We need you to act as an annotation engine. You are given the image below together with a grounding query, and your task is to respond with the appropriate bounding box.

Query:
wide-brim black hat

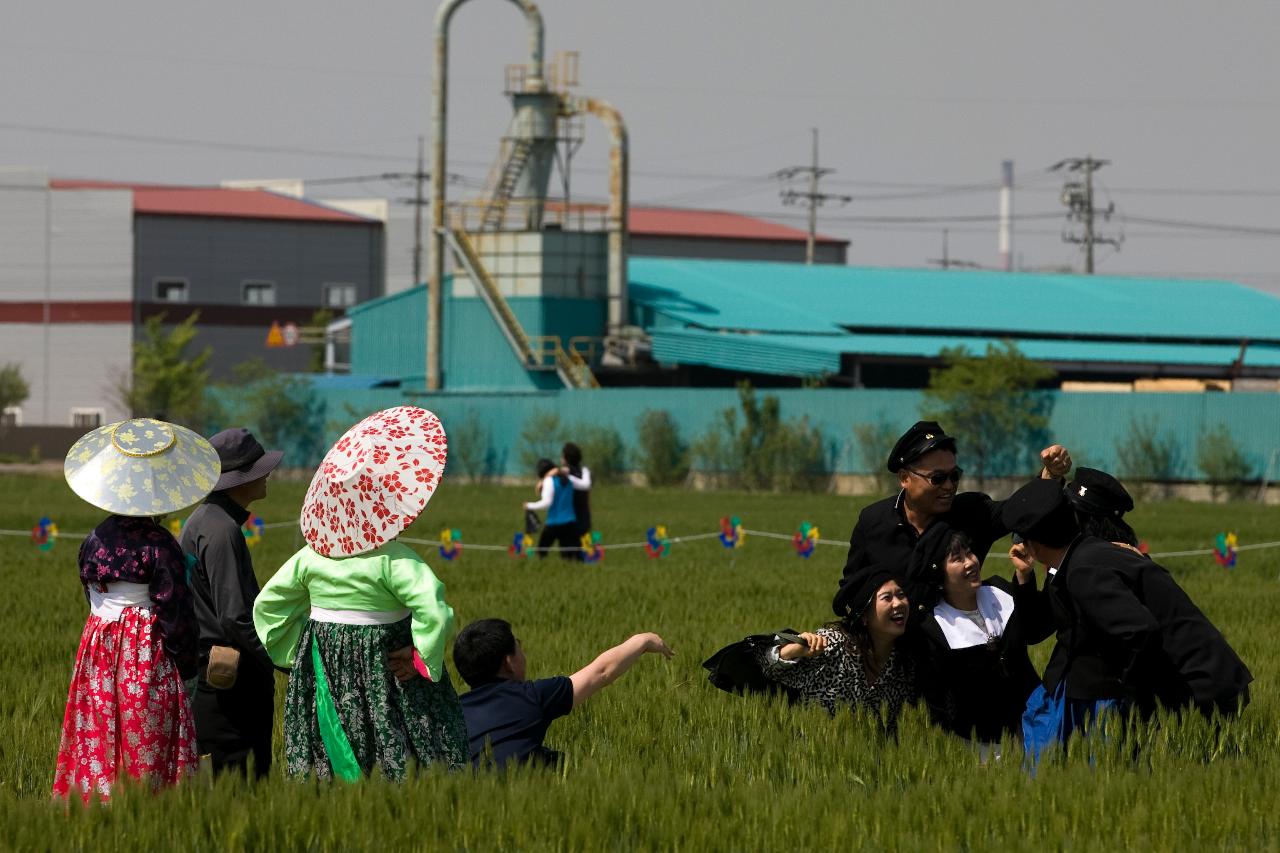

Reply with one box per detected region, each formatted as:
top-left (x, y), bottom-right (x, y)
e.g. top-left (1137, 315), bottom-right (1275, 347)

top-left (832, 564), bottom-right (902, 618)
top-left (1065, 467), bottom-right (1134, 518)
top-left (1000, 478), bottom-right (1078, 548)
top-left (887, 420), bottom-right (958, 473)
top-left (210, 428), bottom-right (284, 491)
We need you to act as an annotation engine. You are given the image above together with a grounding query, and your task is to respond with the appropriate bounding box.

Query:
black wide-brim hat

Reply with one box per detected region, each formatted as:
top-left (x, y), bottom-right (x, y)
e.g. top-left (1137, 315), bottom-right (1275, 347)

top-left (832, 563), bottom-right (902, 619)
top-left (1065, 467), bottom-right (1134, 518)
top-left (887, 420), bottom-right (958, 473)
top-left (210, 428), bottom-right (284, 491)
top-left (1000, 478), bottom-right (1078, 547)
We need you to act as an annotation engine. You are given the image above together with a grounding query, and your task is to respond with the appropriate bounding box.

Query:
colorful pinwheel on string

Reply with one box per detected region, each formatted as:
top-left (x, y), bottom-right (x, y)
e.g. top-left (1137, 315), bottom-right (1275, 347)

top-left (241, 514), bottom-right (265, 548)
top-left (439, 528), bottom-right (462, 561)
top-left (1213, 532), bottom-right (1238, 568)
top-left (645, 525), bottom-right (672, 559)
top-left (719, 516), bottom-right (744, 549)
top-left (31, 516), bottom-right (58, 552)
top-left (509, 532), bottom-right (534, 558)
top-left (793, 521), bottom-right (820, 559)
top-left (581, 530), bottom-right (605, 564)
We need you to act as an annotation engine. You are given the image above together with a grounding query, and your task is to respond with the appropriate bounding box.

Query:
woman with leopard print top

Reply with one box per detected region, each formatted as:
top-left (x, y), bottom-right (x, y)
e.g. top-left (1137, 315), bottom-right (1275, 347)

top-left (758, 565), bottom-right (919, 726)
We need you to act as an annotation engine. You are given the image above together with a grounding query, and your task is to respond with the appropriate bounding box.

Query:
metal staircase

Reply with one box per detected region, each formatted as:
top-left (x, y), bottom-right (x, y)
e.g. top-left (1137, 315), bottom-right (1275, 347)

top-left (442, 228), bottom-right (598, 389)
top-left (480, 140), bottom-right (534, 230)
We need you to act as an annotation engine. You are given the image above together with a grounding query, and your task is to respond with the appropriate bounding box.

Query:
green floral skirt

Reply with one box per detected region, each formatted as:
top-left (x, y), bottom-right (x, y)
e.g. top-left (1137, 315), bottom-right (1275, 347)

top-left (283, 618), bottom-right (468, 781)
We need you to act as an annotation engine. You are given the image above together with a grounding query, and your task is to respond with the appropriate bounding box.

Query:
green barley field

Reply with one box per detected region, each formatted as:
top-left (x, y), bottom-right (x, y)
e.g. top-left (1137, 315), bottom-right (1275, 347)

top-left (0, 472), bottom-right (1276, 851)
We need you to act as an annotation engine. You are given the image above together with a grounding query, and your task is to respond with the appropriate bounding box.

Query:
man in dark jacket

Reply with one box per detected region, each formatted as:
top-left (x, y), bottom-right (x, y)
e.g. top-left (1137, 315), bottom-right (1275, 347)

top-left (1002, 478), bottom-right (1252, 719)
top-left (839, 420), bottom-right (1073, 620)
top-left (180, 428), bottom-right (283, 777)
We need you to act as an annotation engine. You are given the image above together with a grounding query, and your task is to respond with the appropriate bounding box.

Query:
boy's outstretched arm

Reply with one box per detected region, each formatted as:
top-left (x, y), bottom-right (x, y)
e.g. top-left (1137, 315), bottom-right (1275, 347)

top-left (569, 633), bottom-right (674, 708)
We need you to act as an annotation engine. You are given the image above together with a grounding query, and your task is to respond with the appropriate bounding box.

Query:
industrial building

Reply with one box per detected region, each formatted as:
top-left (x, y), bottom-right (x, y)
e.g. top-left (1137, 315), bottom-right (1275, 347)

top-left (333, 0), bottom-right (1278, 398)
top-left (339, 258), bottom-right (1280, 391)
top-left (0, 167), bottom-right (382, 427)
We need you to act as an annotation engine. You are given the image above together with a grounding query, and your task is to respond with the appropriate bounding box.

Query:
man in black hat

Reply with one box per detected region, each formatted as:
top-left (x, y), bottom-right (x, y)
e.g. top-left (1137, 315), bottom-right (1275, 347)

top-left (839, 420), bottom-right (1072, 619)
top-left (180, 428), bottom-right (284, 778)
top-left (1003, 478), bottom-right (1252, 729)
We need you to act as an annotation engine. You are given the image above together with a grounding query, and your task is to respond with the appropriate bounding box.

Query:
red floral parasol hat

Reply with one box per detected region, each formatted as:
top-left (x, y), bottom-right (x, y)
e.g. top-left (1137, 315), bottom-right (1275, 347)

top-left (300, 406), bottom-right (447, 557)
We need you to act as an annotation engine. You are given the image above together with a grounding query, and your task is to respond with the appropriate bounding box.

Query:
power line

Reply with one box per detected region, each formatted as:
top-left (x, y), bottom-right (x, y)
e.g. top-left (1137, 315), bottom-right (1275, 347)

top-left (0, 121), bottom-right (496, 169)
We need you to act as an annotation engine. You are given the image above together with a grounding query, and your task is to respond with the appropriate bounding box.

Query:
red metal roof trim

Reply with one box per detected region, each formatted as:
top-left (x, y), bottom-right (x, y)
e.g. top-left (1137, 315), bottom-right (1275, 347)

top-left (628, 206), bottom-right (847, 245)
top-left (51, 180), bottom-right (372, 224)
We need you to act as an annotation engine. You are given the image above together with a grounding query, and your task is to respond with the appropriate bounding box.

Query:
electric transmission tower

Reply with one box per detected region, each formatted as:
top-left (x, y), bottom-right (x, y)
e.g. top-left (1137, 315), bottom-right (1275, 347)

top-left (1051, 156), bottom-right (1123, 274)
top-left (774, 128), bottom-right (851, 264)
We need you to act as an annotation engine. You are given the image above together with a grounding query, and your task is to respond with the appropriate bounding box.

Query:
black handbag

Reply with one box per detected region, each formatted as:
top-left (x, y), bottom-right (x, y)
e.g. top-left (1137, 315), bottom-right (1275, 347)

top-left (702, 630), bottom-right (803, 704)
top-left (524, 509), bottom-right (542, 535)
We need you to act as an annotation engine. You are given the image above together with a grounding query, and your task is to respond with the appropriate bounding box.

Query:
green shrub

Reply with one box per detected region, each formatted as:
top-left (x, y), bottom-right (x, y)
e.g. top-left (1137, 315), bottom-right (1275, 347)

top-left (448, 409), bottom-right (492, 484)
top-left (1197, 424), bottom-right (1254, 501)
top-left (635, 410), bottom-right (689, 487)
top-left (1114, 416), bottom-right (1181, 499)
top-left (691, 382), bottom-right (830, 492)
top-left (516, 409), bottom-right (564, 474)
top-left (572, 423), bottom-right (627, 485)
top-left (853, 419), bottom-right (900, 494)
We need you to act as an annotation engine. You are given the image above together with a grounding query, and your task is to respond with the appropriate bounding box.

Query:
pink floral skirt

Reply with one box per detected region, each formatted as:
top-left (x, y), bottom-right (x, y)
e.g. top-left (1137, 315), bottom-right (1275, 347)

top-left (52, 607), bottom-right (198, 803)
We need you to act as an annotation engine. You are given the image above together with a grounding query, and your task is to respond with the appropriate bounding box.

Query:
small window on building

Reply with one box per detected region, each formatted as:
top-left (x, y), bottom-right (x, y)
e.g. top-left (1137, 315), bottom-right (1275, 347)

top-left (70, 408), bottom-right (105, 429)
top-left (242, 281), bottom-right (277, 306)
top-left (155, 278), bottom-right (188, 303)
top-left (1, 407), bottom-right (20, 428)
top-left (323, 283), bottom-right (358, 308)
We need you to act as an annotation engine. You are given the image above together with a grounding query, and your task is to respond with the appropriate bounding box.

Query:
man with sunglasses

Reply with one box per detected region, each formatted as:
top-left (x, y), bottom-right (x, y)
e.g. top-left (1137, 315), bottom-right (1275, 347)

top-left (838, 420), bottom-right (1072, 624)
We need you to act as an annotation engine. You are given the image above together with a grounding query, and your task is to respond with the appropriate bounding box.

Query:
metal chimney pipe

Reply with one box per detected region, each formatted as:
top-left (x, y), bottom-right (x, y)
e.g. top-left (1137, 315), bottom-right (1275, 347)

top-left (567, 96), bottom-right (629, 335)
top-left (998, 159), bottom-right (1013, 272)
top-left (428, 0), bottom-right (546, 391)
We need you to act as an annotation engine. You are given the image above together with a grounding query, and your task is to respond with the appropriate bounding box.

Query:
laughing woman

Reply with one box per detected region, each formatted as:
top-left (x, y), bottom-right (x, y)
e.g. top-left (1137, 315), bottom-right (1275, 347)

top-left (757, 565), bottom-right (918, 729)
top-left (913, 524), bottom-right (1053, 751)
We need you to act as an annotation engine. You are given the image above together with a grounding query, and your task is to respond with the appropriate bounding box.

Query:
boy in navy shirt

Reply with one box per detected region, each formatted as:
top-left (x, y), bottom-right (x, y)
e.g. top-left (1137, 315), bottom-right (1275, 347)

top-left (452, 619), bottom-right (674, 768)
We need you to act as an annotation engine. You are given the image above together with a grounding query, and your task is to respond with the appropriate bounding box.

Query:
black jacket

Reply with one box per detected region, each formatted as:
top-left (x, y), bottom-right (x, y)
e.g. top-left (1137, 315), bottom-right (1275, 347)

top-left (916, 575), bottom-right (1054, 742)
top-left (1042, 536), bottom-right (1252, 712)
top-left (179, 492), bottom-right (274, 675)
top-left (840, 490), bottom-right (1009, 620)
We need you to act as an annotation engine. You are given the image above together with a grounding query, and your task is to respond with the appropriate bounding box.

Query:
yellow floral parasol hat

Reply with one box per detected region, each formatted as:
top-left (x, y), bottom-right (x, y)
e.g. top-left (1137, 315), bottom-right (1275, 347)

top-left (64, 418), bottom-right (221, 516)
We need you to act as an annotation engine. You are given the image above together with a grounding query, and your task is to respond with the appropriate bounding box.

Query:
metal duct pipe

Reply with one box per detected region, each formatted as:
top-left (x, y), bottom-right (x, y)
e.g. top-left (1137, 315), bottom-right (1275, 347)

top-left (568, 96), bottom-right (629, 335)
top-left (428, 0), bottom-right (546, 391)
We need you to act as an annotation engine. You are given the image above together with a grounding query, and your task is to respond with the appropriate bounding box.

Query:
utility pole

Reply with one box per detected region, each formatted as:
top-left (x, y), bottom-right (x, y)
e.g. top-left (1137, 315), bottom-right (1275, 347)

top-left (927, 229), bottom-right (982, 270)
top-left (1051, 155), bottom-right (1122, 274)
top-left (412, 135), bottom-right (426, 286)
top-left (775, 128), bottom-right (851, 264)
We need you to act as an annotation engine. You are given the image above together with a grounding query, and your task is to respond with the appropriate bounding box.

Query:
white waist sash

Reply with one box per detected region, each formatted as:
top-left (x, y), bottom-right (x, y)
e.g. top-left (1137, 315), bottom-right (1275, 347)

top-left (310, 606), bottom-right (411, 625)
top-left (89, 581), bottom-right (152, 621)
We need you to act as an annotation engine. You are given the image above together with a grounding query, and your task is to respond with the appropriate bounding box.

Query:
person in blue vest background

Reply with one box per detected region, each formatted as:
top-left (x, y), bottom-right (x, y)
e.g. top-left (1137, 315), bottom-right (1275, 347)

top-left (525, 458), bottom-right (581, 560)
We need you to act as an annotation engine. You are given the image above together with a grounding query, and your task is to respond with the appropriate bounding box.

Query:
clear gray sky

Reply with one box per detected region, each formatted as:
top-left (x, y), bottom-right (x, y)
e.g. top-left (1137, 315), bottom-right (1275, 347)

top-left (5, 0), bottom-right (1279, 291)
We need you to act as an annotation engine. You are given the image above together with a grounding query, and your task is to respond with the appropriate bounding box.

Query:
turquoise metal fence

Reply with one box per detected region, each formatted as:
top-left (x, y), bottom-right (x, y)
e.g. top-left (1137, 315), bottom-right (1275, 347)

top-left (209, 383), bottom-right (1280, 482)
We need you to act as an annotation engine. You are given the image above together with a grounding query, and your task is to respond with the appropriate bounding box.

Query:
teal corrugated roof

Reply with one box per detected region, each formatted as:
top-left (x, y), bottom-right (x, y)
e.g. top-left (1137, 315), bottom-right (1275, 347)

top-left (629, 258), bottom-right (1280, 343)
top-left (649, 328), bottom-right (1280, 378)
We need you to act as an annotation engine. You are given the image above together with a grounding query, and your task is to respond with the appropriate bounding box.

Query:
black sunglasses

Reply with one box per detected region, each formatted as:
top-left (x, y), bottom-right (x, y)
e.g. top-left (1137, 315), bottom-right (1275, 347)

top-left (905, 466), bottom-right (963, 486)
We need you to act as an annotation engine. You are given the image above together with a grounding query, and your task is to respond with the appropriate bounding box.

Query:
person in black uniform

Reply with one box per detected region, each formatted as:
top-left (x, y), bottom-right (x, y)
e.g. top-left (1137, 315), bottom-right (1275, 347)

top-left (912, 523), bottom-right (1053, 754)
top-left (1064, 467), bottom-right (1140, 547)
top-left (180, 428), bottom-right (283, 778)
top-left (1003, 478), bottom-right (1253, 756)
top-left (839, 420), bottom-right (1073, 622)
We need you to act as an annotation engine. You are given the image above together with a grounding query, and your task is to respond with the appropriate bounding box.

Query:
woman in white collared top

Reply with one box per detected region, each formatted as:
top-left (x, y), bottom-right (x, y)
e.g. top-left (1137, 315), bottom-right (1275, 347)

top-left (914, 524), bottom-right (1053, 750)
